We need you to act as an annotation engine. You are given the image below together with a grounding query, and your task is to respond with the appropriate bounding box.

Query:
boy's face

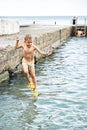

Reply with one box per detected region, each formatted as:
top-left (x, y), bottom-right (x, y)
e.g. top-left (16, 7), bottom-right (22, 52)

top-left (25, 37), bottom-right (32, 46)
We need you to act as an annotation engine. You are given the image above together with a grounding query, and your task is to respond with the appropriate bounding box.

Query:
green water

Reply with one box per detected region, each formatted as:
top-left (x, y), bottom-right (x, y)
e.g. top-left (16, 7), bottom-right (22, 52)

top-left (0, 37), bottom-right (87, 130)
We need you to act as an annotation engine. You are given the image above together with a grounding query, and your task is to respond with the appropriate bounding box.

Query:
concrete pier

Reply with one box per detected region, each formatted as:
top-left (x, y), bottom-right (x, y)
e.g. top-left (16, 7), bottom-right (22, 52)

top-left (0, 19), bottom-right (19, 35)
top-left (0, 25), bottom-right (71, 82)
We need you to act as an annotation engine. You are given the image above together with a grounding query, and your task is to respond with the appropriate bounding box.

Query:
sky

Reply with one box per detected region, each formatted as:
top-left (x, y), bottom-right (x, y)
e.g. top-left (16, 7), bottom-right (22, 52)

top-left (0, 0), bottom-right (87, 16)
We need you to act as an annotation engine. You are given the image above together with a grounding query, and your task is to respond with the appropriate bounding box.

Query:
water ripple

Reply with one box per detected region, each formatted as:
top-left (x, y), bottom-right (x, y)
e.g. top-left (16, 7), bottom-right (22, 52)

top-left (0, 37), bottom-right (87, 130)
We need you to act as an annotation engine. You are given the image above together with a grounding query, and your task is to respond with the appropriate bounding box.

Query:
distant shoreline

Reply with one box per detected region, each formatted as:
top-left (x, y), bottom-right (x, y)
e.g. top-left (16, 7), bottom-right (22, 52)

top-left (0, 16), bottom-right (87, 26)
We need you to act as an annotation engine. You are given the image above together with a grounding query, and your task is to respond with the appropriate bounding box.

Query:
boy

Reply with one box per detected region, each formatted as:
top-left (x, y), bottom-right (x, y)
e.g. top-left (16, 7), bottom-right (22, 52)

top-left (15, 34), bottom-right (52, 99)
top-left (76, 29), bottom-right (86, 38)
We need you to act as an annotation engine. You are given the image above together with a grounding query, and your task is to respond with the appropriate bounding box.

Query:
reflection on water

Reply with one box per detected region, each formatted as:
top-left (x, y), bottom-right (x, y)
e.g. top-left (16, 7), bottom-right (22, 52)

top-left (0, 37), bottom-right (87, 130)
top-left (0, 74), bottom-right (39, 130)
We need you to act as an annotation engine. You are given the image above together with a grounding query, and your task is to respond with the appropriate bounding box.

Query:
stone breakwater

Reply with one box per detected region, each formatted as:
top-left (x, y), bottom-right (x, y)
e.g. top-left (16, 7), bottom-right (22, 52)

top-left (0, 25), bottom-right (71, 82)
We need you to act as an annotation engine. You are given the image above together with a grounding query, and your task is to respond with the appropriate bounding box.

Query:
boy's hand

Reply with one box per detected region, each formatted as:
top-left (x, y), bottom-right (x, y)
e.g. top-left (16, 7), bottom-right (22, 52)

top-left (46, 50), bottom-right (52, 56)
top-left (16, 36), bottom-right (19, 42)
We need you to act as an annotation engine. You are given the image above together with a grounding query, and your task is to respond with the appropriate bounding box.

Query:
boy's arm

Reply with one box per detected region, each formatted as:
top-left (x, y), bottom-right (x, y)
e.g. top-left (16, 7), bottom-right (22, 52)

top-left (35, 45), bottom-right (52, 56)
top-left (15, 37), bottom-right (23, 49)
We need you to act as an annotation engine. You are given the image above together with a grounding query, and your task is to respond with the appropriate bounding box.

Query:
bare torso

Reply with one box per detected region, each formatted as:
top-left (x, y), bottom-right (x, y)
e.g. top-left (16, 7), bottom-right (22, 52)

top-left (23, 43), bottom-right (35, 62)
top-left (77, 30), bottom-right (83, 37)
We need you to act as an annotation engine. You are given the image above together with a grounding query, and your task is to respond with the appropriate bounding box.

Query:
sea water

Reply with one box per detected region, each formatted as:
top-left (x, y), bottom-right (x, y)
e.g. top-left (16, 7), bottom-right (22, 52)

top-left (0, 37), bottom-right (87, 130)
top-left (0, 16), bottom-right (87, 26)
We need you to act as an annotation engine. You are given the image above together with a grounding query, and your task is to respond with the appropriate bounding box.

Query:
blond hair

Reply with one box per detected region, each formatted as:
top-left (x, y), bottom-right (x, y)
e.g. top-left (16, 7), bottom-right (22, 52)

top-left (24, 34), bottom-right (32, 41)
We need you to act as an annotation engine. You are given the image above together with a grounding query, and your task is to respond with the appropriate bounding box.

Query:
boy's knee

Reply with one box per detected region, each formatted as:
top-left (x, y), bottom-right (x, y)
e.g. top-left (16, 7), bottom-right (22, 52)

top-left (31, 74), bottom-right (36, 80)
top-left (24, 70), bottom-right (28, 75)
top-left (32, 74), bottom-right (35, 79)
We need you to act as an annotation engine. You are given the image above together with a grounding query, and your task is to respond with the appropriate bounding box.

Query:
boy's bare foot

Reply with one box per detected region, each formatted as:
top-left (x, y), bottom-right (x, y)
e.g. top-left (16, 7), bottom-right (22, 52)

top-left (28, 82), bottom-right (35, 90)
top-left (33, 88), bottom-right (38, 100)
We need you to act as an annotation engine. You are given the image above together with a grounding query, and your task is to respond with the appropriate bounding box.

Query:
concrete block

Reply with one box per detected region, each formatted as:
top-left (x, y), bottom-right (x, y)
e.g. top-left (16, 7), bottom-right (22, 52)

top-left (0, 19), bottom-right (19, 35)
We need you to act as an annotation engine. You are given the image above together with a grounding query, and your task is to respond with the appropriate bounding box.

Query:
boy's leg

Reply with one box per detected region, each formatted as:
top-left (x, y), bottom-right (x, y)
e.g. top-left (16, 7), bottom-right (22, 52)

top-left (30, 67), bottom-right (38, 99)
top-left (22, 63), bottom-right (31, 83)
top-left (30, 67), bottom-right (37, 90)
top-left (22, 63), bottom-right (35, 90)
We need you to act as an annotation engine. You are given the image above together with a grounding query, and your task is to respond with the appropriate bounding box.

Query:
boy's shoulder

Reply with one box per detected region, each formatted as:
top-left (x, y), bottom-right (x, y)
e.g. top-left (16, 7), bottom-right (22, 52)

top-left (32, 44), bottom-right (39, 51)
top-left (32, 44), bottom-right (37, 48)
